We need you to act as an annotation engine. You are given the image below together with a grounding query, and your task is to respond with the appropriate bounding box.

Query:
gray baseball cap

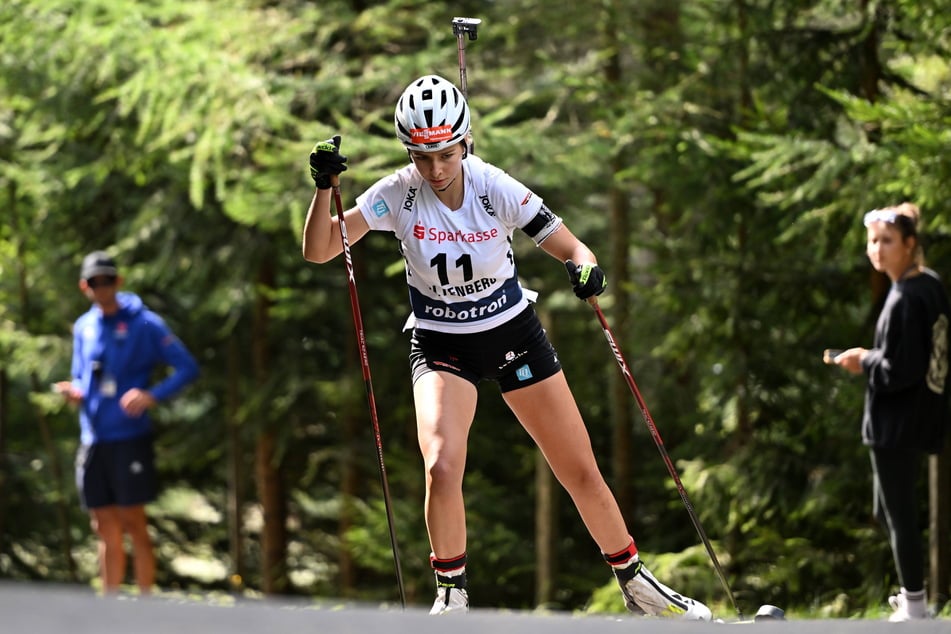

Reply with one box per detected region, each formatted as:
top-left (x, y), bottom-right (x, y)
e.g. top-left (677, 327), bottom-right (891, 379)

top-left (80, 251), bottom-right (119, 280)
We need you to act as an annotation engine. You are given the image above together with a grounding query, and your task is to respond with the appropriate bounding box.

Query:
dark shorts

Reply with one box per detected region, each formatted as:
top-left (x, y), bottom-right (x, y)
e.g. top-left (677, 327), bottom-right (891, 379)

top-left (409, 305), bottom-right (562, 393)
top-left (75, 435), bottom-right (158, 510)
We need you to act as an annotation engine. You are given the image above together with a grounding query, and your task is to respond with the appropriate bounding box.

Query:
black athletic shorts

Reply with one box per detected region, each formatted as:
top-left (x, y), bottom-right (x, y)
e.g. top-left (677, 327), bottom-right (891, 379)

top-left (75, 434), bottom-right (158, 510)
top-left (409, 304), bottom-right (562, 392)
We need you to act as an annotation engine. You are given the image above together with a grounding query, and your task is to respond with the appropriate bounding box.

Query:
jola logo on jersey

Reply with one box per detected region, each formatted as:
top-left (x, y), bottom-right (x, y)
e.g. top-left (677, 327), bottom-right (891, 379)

top-left (479, 194), bottom-right (496, 217)
top-left (403, 187), bottom-right (417, 212)
top-left (410, 126), bottom-right (452, 144)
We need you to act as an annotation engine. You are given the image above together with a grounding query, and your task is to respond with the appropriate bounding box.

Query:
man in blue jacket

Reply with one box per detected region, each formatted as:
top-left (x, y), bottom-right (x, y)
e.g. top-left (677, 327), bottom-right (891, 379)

top-left (54, 251), bottom-right (199, 595)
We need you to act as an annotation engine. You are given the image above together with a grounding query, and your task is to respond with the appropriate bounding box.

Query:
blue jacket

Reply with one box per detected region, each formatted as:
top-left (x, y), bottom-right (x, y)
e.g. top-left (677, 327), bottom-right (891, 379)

top-left (71, 292), bottom-right (199, 445)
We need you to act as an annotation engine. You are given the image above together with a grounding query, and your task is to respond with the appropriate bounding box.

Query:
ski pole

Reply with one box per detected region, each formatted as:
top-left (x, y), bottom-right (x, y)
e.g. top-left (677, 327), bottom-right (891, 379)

top-left (572, 266), bottom-right (741, 618)
top-left (451, 17), bottom-right (480, 154)
top-left (331, 170), bottom-right (406, 609)
top-left (451, 16), bottom-right (480, 99)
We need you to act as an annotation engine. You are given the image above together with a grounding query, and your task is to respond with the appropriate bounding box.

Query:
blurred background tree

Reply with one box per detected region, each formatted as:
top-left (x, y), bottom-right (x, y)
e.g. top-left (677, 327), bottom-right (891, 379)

top-left (1, 0), bottom-right (949, 618)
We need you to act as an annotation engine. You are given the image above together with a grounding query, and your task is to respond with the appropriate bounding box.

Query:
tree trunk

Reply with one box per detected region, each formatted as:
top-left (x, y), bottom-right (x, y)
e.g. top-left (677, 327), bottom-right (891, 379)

top-left (0, 369), bottom-right (8, 555)
top-left (534, 450), bottom-right (557, 607)
top-left (30, 373), bottom-right (78, 581)
top-left (337, 238), bottom-right (367, 598)
top-left (252, 251), bottom-right (287, 594)
top-left (929, 446), bottom-right (950, 611)
top-left (339, 400), bottom-right (358, 596)
top-left (255, 429), bottom-right (286, 594)
top-left (226, 336), bottom-right (246, 592)
top-left (10, 190), bottom-right (78, 581)
top-left (601, 0), bottom-right (635, 525)
top-left (534, 307), bottom-right (558, 606)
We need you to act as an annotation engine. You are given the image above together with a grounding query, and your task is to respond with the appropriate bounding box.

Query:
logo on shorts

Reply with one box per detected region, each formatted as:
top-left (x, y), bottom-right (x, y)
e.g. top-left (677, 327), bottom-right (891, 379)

top-left (516, 365), bottom-right (533, 381)
top-left (499, 349), bottom-right (527, 371)
top-left (129, 461), bottom-right (143, 475)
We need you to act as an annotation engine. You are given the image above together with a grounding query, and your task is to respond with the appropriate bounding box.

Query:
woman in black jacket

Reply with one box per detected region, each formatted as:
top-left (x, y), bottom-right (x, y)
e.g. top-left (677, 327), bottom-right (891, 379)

top-left (833, 203), bottom-right (950, 621)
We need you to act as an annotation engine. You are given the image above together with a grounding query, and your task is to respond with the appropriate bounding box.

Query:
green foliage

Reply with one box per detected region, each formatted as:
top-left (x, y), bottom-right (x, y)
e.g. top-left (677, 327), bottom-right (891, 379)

top-left (2, 0), bottom-right (950, 618)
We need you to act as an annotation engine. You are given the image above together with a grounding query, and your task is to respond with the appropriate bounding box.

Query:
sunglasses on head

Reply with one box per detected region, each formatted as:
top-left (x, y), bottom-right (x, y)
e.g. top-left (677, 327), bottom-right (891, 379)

top-left (863, 209), bottom-right (899, 226)
top-left (86, 276), bottom-right (117, 289)
top-left (863, 208), bottom-right (914, 227)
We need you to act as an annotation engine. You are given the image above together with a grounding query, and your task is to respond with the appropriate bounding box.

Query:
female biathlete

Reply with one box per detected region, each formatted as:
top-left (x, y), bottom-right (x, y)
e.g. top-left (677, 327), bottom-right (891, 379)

top-left (302, 74), bottom-right (711, 620)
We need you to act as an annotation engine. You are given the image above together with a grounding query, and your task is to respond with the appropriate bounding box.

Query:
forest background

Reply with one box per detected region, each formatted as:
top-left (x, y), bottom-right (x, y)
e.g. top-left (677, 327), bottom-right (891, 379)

top-left (2, 0), bottom-right (950, 619)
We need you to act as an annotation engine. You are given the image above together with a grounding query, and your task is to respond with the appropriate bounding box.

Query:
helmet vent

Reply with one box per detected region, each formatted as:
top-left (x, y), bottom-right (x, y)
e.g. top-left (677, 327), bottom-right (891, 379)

top-left (394, 74), bottom-right (471, 151)
top-left (452, 108), bottom-right (466, 131)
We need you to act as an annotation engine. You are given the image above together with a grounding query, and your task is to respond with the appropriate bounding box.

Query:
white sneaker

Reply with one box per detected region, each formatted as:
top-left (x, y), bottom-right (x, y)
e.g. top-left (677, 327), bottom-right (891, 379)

top-left (429, 585), bottom-right (468, 615)
top-left (615, 560), bottom-right (712, 620)
top-left (887, 589), bottom-right (928, 622)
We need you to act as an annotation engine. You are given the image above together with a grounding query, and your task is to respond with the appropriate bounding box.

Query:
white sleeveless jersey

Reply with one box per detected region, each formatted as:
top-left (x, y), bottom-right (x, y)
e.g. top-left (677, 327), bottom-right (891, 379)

top-left (356, 155), bottom-right (563, 334)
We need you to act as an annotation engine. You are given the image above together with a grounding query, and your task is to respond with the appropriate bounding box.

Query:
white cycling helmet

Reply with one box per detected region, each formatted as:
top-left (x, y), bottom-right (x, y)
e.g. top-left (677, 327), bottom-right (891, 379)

top-left (394, 75), bottom-right (471, 152)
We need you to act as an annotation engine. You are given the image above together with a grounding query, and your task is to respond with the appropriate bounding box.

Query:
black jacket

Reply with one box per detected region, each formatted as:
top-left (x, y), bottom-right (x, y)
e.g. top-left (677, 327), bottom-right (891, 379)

top-left (861, 268), bottom-right (951, 452)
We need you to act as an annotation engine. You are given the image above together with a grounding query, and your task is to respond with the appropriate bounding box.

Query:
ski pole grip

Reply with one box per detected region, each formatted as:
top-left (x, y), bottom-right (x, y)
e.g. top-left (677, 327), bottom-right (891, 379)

top-left (330, 174), bottom-right (340, 188)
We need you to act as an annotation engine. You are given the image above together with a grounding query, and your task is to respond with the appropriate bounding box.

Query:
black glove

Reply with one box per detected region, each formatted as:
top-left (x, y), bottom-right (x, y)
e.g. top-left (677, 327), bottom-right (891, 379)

top-left (565, 260), bottom-right (607, 300)
top-left (309, 135), bottom-right (347, 189)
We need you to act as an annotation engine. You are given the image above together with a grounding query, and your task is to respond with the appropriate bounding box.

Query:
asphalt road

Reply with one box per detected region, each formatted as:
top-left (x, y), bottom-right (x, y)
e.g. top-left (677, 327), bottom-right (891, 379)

top-left (1, 582), bottom-right (948, 634)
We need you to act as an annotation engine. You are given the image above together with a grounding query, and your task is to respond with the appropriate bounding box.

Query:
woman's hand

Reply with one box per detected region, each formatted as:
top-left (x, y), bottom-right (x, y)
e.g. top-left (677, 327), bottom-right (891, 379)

top-left (834, 347), bottom-right (867, 375)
